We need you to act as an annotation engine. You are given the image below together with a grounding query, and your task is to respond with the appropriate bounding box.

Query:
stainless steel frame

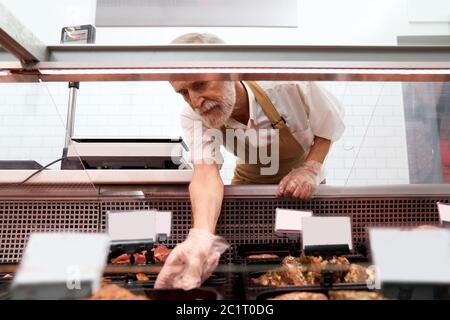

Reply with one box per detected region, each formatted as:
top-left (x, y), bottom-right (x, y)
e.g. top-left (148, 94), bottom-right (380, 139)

top-left (98, 184), bottom-right (450, 199)
top-left (0, 3), bottom-right (48, 63)
top-left (36, 66), bottom-right (450, 82)
top-left (42, 44), bottom-right (450, 64)
top-left (2, 184), bottom-right (449, 200)
top-left (64, 82), bottom-right (79, 148)
top-left (20, 45), bottom-right (450, 82)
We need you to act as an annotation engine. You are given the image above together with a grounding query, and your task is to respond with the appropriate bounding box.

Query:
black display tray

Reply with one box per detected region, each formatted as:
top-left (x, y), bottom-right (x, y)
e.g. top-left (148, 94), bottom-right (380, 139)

top-left (234, 243), bottom-right (368, 265)
top-left (103, 271), bottom-right (228, 288)
top-left (235, 243), bottom-right (299, 261)
top-left (0, 267), bottom-right (226, 300)
top-left (128, 286), bottom-right (222, 300)
top-left (0, 279), bottom-right (222, 300)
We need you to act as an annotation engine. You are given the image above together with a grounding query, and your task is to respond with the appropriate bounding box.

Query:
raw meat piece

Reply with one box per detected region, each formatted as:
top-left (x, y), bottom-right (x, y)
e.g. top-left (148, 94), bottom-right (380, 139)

top-left (247, 254), bottom-right (279, 259)
top-left (89, 284), bottom-right (149, 300)
top-left (328, 290), bottom-right (385, 300)
top-left (267, 292), bottom-right (328, 300)
top-left (136, 273), bottom-right (150, 281)
top-left (152, 245), bottom-right (172, 263)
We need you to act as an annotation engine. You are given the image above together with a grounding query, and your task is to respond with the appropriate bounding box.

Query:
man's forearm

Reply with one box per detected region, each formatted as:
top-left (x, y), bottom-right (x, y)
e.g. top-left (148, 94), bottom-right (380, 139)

top-left (305, 136), bottom-right (331, 164)
top-left (189, 163), bottom-right (224, 233)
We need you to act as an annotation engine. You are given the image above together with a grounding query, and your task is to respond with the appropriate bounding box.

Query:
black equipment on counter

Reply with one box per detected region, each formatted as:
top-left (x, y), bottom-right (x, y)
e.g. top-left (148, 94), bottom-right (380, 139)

top-left (61, 137), bottom-right (191, 170)
top-left (0, 160), bottom-right (43, 170)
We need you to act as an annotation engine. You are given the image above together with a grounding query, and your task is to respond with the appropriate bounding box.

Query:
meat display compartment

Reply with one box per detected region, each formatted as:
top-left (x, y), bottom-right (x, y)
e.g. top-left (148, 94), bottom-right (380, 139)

top-left (235, 242), bottom-right (372, 299)
top-left (102, 268), bottom-right (239, 299)
top-left (102, 272), bottom-right (228, 288)
top-left (253, 286), bottom-right (383, 300)
top-left (0, 265), bottom-right (233, 300)
top-left (243, 269), bottom-right (371, 300)
top-left (108, 244), bottom-right (173, 265)
top-left (233, 243), bottom-right (368, 265)
top-left (233, 243), bottom-right (299, 264)
top-left (0, 276), bottom-right (223, 300)
top-left (0, 285), bottom-right (222, 300)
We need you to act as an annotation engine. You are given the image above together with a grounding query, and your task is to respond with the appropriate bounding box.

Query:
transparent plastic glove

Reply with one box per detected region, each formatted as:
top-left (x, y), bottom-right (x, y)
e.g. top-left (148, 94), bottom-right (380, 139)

top-left (276, 160), bottom-right (322, 199)
top-left (154, 228), bottom-right (229, 291)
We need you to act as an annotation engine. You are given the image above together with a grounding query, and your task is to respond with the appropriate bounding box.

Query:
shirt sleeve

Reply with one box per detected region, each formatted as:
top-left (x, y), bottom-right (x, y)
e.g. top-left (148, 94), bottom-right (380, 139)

top-left (180, 107), bottom-right (224, 168)
top-left (297, 82), bottom-right (345, 142)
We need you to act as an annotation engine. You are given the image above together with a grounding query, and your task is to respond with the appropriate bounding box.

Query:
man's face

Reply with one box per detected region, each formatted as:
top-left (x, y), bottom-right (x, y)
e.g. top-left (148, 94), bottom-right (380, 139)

top-left (171, 81), bottom-right (236, 128)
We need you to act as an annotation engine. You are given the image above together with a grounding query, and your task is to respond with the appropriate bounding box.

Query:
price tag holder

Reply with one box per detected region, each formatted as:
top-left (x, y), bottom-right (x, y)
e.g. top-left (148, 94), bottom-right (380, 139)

top-left (437, 202), bottom-right (450, 226)
top-left (302, 216), bottom-right (353, 256)
top-left (11, 233), bottom-right (110, 300)
top-left (107, 210), bottom-right (172, 243)
top-left (369, 228), bottom-right (450, 284)
top-left (274, 208), bottom-right (312, 239)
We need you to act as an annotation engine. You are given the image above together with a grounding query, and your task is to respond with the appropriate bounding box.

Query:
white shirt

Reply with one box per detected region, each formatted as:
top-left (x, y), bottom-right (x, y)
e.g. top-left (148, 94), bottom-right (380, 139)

top-left (180, 81), bottom-right (345, 167)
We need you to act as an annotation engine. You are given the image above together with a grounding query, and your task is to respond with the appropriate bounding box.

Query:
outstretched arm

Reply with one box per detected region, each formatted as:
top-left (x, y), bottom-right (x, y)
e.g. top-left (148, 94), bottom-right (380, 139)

top-left (189, 162), bottom-right (224, 232)
top-left (155, 161), bottom-right (229, 290)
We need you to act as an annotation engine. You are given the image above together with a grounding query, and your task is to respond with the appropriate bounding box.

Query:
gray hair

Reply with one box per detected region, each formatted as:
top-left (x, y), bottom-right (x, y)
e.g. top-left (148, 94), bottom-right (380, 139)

top-left (170, 33), bottom-right (225, 44)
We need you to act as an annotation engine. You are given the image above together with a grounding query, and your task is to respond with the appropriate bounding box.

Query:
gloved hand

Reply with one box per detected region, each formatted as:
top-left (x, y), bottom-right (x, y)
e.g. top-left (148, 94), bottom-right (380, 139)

top-left (154, 228), bottom-right (229, 290)
top-left (276, 160), bottom-right (322, 199)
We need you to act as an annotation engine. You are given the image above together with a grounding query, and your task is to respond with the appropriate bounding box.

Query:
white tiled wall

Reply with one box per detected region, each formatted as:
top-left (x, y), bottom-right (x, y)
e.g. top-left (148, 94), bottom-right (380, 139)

top-left (0, 81), bottom-right (409, 185)
top-left (322, 82), bottom-right (409, 185)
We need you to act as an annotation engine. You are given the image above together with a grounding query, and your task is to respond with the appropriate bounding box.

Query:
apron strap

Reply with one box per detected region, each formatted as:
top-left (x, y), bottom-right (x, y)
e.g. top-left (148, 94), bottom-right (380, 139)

top-left (245, 81), bottom-right (287, 130)
top-left (225, 81), bottom-right (308, 185)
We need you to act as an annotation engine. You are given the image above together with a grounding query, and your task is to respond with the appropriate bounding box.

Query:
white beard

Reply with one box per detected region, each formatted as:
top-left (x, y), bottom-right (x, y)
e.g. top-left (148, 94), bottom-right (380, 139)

top-left (196, 82), bottom-right (236, 128)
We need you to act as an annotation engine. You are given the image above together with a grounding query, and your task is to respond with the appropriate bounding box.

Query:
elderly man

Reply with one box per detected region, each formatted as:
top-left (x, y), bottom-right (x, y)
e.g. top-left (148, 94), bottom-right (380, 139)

top-left (155, 33), bottom-right (345, 290)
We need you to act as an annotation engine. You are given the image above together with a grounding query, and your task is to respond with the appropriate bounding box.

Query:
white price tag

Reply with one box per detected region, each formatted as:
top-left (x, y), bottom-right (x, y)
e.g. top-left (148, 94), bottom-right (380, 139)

top-left (302, 216), bottom-right (353, 250)
top-left (370, 228), bottom-right (450, 283)
top-left (437, 202), bottom-right (450, 223)
top-left (13, 233), bottom-right (110, 287)
top-left (274, 208), bottom-right (312, 234)
top-left (107, 210), bottom-right (172, 241)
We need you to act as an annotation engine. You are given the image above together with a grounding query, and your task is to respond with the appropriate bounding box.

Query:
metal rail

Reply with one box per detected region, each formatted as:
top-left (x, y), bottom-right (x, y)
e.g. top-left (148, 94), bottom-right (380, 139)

top-left (1, 45), bottom-right (450, 82)
top-left (1, 184), bottom-right (450, 200)
top-left (24, 45), bottom-right (450, 82)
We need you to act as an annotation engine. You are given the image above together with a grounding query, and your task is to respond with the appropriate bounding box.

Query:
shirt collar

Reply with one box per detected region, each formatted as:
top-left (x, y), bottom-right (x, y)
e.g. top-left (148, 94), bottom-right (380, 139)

top-left (225, 81), bottom-right (257, 129)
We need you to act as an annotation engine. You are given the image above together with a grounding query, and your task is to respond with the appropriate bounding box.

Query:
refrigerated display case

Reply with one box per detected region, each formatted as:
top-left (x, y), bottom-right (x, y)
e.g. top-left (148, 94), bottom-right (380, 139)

top-left (1, 2), bottom-right (450, 300)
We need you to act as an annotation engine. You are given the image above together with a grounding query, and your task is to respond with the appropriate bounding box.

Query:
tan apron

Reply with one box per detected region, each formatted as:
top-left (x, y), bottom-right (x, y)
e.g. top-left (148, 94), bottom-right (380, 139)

top-left (221, 81), bottom-right (307, 184)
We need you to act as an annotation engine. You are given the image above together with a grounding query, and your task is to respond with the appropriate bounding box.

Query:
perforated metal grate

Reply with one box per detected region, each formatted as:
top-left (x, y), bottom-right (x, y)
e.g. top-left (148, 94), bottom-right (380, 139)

top-left (100, 197), bottom-right (449, 261)
top-left (218, 197), bottom-right (447, 260)
top-left (1, 196), bottom-right (448, 263)
top-left (0, 201), bottom-right (99, 263)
